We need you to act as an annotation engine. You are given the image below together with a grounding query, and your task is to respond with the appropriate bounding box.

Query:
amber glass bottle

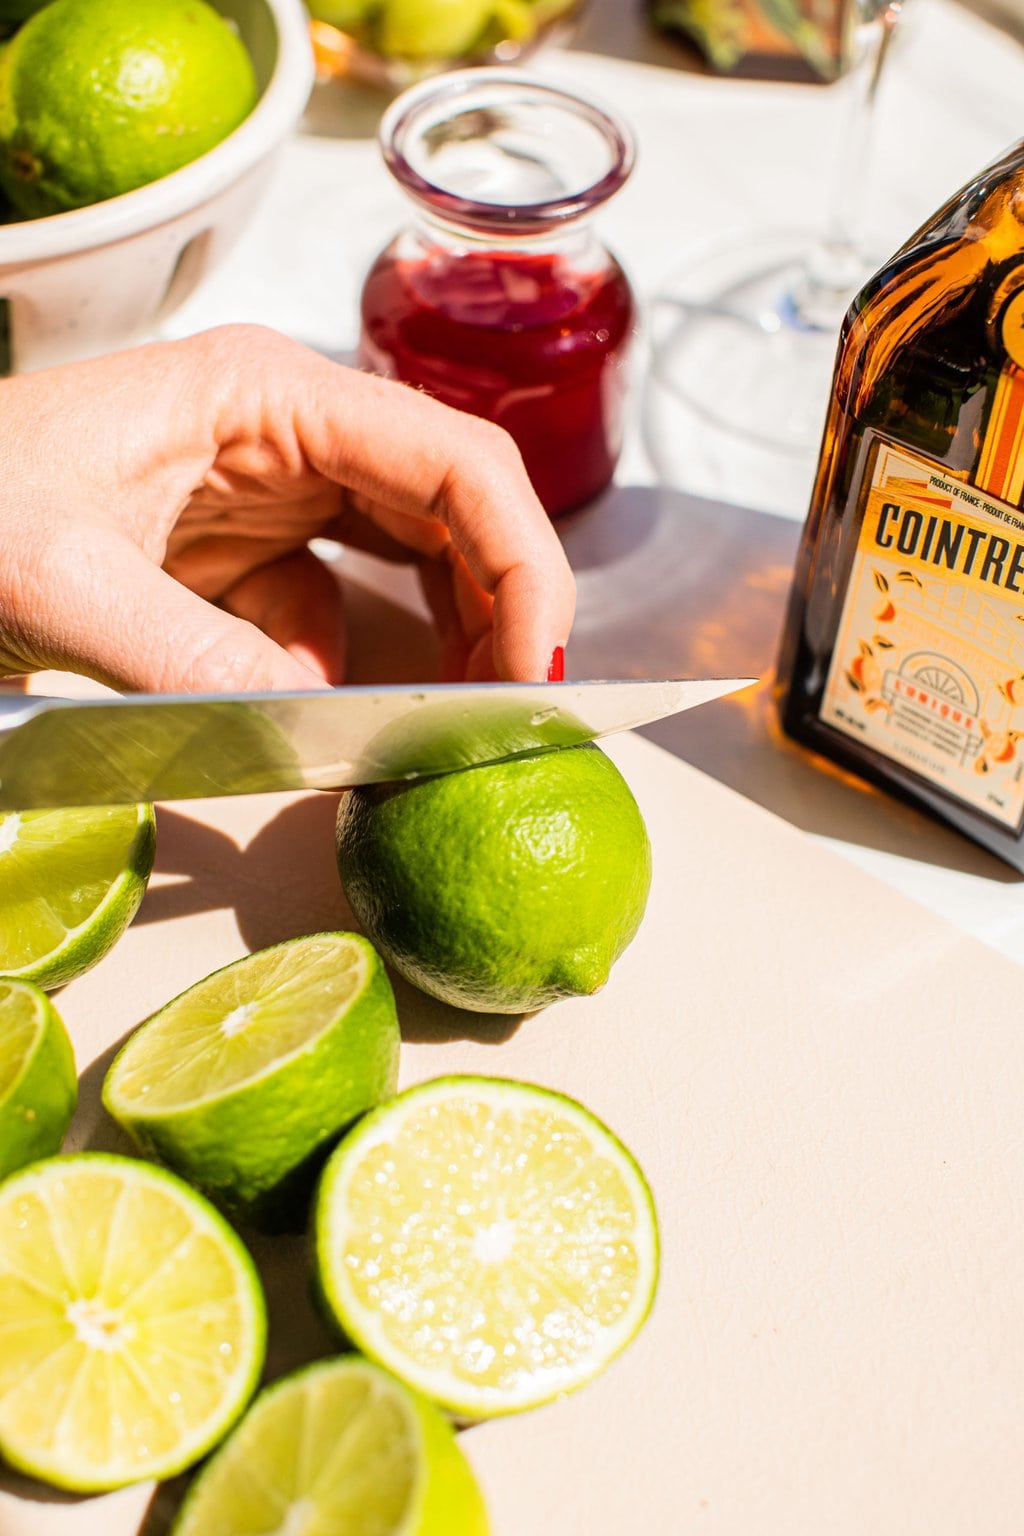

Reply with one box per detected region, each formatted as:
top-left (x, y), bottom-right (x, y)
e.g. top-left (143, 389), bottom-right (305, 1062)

top-left (776, 139), bottom-right (1024, 867)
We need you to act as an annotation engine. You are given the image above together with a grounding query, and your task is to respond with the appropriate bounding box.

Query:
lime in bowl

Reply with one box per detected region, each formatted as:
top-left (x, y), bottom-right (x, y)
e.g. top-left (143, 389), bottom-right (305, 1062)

top-left (0, 0), bottom-right (313, 374)
top-left (307, 0), bottom-right (588, 90)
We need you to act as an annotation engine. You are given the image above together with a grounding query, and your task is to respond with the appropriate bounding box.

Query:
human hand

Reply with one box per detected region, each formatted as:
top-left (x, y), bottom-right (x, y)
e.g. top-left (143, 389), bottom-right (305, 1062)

top-left (0, 325), bottom-right (575, 692)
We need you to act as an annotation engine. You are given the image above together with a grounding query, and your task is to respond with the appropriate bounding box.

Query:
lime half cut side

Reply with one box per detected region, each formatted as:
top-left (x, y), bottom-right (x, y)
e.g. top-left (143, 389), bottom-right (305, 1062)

top-left (0, 978), bottom-right (77, 1178)
top-left (0, 1153), bottom-right (266, 1492)
top-left (0, 803), bottom-right (155, 991)
top-left (103, 933), bottom-right (400, 1229)
top-left (314, 1075), bottom-right (660, 1419)
top-left (172, 1356), bottom-right (489, 1536)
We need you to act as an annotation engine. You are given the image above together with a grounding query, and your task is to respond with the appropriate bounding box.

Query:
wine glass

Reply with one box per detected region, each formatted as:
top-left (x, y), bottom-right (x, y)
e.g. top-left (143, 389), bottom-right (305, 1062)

top-left (643, 0), bottom-right (909, 517)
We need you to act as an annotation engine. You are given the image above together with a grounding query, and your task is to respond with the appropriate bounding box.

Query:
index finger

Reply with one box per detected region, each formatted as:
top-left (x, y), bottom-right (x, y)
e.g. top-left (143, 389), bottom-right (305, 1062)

top-left (276, 341), bottom-right (576, 681)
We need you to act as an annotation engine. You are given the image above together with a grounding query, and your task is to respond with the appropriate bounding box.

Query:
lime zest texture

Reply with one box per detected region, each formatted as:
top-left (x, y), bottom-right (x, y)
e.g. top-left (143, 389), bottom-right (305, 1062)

top-left (0, 0), bottom-right (258, 217)
top-left (335, 743), bottom-right (652, 1014)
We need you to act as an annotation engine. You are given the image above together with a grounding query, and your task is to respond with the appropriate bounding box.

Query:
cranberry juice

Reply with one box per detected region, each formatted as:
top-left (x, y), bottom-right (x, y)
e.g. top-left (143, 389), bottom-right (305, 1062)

top-left (358, 244), bottom-right (635, 518)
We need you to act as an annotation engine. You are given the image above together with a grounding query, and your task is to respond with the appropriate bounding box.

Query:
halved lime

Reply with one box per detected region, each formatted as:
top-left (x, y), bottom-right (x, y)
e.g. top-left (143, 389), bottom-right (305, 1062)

top-left (103, 933), bottom-right (401, 1230)
top-left (0, 978), bottom-right (77, 1178)
top-left (314, 1075), bottom-right (660, 1419)
top-left (0, 803), bottom-right (156, 991)
top-left (172, 1356), bottom-right (489, 1536)
top-left (0, 1153), bottom-right (266, 1491)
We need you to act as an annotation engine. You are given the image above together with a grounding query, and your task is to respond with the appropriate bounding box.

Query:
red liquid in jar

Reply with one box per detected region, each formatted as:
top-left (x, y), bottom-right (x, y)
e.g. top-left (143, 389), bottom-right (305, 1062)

top-left (358, 246), bottom-right (635, 518)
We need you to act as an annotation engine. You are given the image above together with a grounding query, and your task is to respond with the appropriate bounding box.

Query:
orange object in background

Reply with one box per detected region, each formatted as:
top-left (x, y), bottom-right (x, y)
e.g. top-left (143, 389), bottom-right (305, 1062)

top-left (645, 0), bottom-right (850, 81)
top-left (309, 15), bottom-right (357, 75)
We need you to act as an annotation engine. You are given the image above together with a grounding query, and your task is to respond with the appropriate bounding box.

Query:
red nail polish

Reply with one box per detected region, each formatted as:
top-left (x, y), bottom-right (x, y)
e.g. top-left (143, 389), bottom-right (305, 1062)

top-left (547, 646), bottom-right (565, 682)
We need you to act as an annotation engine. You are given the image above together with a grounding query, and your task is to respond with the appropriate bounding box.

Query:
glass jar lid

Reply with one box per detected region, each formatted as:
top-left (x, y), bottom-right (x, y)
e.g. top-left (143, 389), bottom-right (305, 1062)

top-left (377, 68), bottom-right (635, 237)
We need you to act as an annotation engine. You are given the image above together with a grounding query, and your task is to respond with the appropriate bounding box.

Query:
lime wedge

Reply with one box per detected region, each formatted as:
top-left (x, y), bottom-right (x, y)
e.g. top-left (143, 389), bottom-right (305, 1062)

top-left (0, 978), bottom-right (77, 1178)
top-left (314, 1076), bottom-right (659, 1419)
top-left (103, 933), bottom-right (401, 1230)
top-left (0, 803), bottom-right (155, 990)
top-left (0, 1153), bottom-right (266, 1492)
top-left (171, 1356), bottom-right (489, 1536)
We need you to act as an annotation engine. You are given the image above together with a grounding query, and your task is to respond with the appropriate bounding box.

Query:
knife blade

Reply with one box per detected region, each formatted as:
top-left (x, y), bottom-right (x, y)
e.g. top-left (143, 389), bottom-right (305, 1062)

top-left (0, 677), bottom-right (753, 810)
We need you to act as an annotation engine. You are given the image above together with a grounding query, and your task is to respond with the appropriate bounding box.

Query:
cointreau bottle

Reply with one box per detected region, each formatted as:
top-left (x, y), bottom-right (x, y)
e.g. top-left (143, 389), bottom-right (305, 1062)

top-left (776, 139), bottom-right (1024, 868)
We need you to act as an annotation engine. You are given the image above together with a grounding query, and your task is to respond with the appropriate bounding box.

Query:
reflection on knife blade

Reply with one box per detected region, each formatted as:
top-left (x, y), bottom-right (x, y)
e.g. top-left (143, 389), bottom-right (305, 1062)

top-left (0, 678), bottom-right (754, 810)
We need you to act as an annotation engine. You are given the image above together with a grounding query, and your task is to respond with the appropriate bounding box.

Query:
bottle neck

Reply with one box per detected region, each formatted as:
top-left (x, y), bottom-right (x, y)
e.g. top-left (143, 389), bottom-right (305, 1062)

top-left (407, 207), bottom-right (603, 266)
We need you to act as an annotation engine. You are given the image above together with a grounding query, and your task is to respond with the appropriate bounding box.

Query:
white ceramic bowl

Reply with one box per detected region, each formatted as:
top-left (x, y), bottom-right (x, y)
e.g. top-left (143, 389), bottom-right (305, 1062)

top-left (0, 0), bottom-right (314, 373)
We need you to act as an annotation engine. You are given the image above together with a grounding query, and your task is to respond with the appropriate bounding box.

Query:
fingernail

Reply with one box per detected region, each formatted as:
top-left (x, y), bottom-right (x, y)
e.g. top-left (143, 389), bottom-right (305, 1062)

top-left (547, 646), bottom-right (565, 682)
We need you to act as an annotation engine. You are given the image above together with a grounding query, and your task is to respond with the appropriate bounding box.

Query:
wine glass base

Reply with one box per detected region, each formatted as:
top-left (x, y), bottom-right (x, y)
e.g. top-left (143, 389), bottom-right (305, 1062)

top-left (642, 233), bottom-right (853, 518)
top-left (649, 233), bottom-right (848, 451)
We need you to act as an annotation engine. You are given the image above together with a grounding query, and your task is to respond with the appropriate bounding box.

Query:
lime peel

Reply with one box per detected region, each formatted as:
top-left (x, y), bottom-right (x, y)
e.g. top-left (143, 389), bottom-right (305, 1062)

top-left (0, 979), bottom-right (77, 1178)
top-left (0, 802), bottom-right (155, 991)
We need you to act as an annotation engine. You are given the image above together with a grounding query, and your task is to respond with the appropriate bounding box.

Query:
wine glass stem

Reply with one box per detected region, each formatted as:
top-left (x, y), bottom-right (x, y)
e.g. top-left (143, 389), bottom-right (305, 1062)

top-left (795, 0), bottom-right (906, 328)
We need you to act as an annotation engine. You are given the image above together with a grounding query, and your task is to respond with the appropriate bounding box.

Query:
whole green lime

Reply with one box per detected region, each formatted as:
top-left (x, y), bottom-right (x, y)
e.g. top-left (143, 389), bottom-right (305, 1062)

top-left (0, 0), bottom-right (258, 218)
top-left (335, 743), bottom-right (652, 1014)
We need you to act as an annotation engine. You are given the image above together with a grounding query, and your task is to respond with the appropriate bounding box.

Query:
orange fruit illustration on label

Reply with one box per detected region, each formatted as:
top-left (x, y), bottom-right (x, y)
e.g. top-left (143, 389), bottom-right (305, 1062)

top-left (848, 653), bottom-right (881, 692)
top-left (997, 674), bottom-right (1024, 706)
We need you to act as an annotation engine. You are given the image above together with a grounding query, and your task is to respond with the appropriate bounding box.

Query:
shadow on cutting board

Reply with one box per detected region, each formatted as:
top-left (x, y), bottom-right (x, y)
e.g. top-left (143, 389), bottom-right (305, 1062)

top-left (560, 480), bottom-right (1021, 885)
top-left (90, 795), bottom-right (527, 1062)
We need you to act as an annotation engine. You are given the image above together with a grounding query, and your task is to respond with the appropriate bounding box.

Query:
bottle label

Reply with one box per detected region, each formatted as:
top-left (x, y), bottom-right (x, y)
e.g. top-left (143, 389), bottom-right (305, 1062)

top-left (820, 435), bottom-right (1024, 830)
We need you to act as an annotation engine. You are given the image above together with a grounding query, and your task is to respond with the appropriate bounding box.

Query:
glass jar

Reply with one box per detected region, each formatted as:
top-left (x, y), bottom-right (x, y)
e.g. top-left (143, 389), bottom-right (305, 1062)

top-left (358, 69), bottom-right (637, 518)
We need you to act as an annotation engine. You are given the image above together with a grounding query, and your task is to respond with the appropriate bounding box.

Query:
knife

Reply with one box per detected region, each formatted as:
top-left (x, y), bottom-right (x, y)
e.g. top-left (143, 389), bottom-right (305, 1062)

top-left (0, 677), bottom-right (753, 810)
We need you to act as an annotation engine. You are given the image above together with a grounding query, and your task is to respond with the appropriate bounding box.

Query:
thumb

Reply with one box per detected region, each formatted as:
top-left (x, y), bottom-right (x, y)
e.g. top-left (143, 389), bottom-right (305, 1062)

top-left (41, 538), bottom-right (327, 694)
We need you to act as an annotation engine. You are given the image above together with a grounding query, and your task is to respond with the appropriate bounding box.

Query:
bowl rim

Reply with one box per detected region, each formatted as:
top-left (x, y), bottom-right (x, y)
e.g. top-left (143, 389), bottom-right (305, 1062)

top-left (0, 0), bottom-right (314, 264)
